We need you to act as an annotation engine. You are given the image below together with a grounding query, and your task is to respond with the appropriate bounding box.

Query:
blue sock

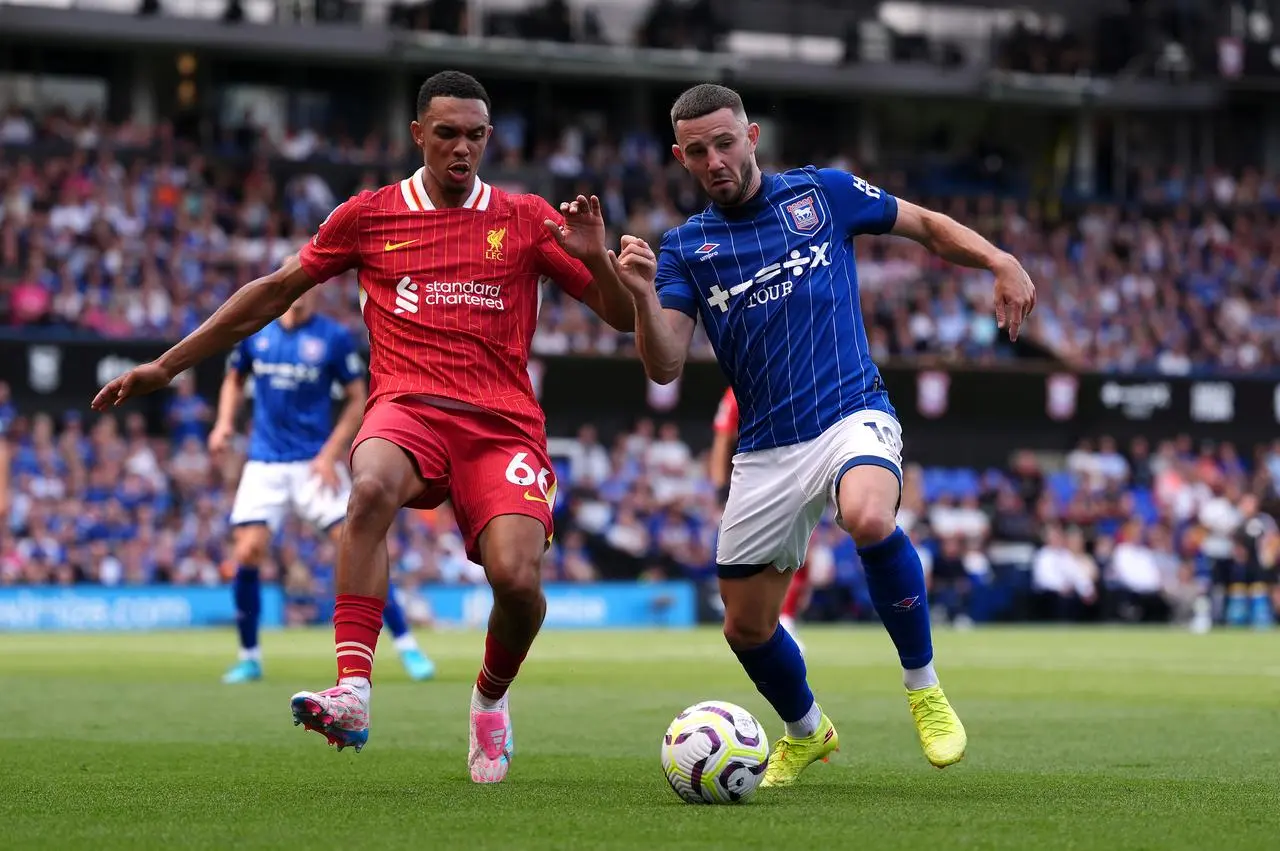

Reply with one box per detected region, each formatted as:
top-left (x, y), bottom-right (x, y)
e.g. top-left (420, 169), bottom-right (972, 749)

top-left (1250, 589), bottom-right (1274, 628)
top-left (383, 588), bottom-right (410, 639)
top-left (858, 527), bottom-right (934, 671)
top-left (1226, 589), bottom-right (1249, 626)
top-left (732, 625), bottom-right (815, 724)
top-left (232, 566), bottom-right (261, 652)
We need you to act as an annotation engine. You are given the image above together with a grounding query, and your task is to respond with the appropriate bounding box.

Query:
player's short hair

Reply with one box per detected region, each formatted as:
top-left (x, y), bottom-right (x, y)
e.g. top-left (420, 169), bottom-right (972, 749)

top-left (416, 71), bottom-right (491, 116)
top-left (670, 84), bottom-right (745, 133)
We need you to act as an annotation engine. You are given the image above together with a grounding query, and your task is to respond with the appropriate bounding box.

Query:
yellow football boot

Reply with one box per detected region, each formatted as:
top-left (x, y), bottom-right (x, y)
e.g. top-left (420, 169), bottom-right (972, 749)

top-left (759, 710), bottom-right (839, 788)
top-left (907, 684), bottom-right (967, 768)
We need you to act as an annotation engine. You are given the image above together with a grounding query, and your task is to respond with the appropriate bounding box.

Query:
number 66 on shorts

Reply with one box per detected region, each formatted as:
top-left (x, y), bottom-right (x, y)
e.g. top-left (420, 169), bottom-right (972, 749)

top-left (504, 451), bottom-right (556, 507)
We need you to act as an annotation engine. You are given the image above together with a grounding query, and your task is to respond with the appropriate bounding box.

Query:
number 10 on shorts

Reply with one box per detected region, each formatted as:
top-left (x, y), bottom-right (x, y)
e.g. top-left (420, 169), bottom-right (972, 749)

top-left (864, 420), bottom-right (902, 456)
top-left (505, 451), bottom-right (556, 507)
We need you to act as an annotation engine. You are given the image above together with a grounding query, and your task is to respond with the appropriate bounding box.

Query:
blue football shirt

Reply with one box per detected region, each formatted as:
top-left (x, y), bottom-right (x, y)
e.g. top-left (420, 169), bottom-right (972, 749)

top-left (655, 166), bottom-right (898, 453)
top-left (227, 314), bottom-right (363, 463)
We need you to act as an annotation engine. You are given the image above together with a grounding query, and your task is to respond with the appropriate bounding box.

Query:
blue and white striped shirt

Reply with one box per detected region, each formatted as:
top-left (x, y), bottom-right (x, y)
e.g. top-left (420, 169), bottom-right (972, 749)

top-left (227, 314), bottom-right (363, 463)
top-left (656, 166), bottom-right (898, 452)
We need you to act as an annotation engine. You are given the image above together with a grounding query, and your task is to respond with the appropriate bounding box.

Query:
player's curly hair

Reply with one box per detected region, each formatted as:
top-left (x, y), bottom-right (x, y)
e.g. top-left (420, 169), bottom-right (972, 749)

top-left (670, 84), bottom-right (745, 132)
top-left (416, 71), bottom-right (491, 116)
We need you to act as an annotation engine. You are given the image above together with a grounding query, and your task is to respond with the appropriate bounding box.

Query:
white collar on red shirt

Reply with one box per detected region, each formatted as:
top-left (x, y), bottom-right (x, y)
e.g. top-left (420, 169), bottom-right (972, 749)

top-left (400, 167), bottom-right (491, 212)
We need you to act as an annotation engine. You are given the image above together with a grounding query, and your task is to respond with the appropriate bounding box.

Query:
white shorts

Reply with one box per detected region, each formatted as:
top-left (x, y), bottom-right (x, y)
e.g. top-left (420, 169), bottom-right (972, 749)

top-left (228, 460), bottom-right (350, 534)
top-left (716, 410), bottom-right (904, 573)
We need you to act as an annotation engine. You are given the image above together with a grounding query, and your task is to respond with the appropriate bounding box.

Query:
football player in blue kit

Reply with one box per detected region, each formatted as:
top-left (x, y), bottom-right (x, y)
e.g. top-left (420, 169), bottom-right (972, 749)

top-left (608, 83), bottom-right (1036, 786)
top-left (211, 289), bottom-right (435, 684)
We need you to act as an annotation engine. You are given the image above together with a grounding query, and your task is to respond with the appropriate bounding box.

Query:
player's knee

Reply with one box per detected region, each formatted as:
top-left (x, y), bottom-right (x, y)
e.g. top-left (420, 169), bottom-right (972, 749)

top-left (837, 465), bottom-right (903, 547)
top-left (346, 475), bottom-right (401, 532)
top-left (841, 503), bottom-right (897, 548)
top-left (722, 612), bottom-right (778, 651)
top-left (231, 526), bottom-right (269, 565)
top-left (487, 550), bottom-right (544, 612)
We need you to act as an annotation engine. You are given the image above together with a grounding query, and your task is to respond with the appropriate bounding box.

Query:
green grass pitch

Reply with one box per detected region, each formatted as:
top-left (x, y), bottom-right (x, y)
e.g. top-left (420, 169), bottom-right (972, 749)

top-left (3, 625), bottom-right (1278, 850)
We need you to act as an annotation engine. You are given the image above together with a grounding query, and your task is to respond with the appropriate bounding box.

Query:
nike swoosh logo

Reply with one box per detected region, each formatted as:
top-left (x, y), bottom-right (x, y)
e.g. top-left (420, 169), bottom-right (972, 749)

top-left (523, 491), bottom-right (548, 505)
top-left (341, 667), bottom-right (370, 676)
top-left (384, 239), bottom-right (418, 252)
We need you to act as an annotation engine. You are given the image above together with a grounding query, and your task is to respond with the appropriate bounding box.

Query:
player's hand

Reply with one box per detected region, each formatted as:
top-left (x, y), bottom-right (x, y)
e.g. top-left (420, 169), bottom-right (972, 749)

top-left (91, 361), bottom-right (173, 411)
top-left (607, 235), bottom-right (657, 298)
top-left (991, 254), bottom-right (1036, 341)
top-left (208, 422), bottom-right (234, 455)
top-left (309, 454), bottom-right (342, 495)
top-left (544, 194), bottom-right (606, 260)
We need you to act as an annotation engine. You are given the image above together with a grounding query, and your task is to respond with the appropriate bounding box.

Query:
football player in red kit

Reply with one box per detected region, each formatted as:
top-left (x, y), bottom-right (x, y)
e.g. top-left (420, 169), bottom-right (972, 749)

top-left (710, 387), bottom-right (811, 653)
top-left (92, 71), bottom-right (637, 783)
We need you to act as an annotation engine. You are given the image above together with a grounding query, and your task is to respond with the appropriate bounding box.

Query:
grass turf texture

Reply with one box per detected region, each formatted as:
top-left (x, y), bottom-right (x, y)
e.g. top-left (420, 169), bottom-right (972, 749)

top-left (3, 626), bottom-right (1278, 850)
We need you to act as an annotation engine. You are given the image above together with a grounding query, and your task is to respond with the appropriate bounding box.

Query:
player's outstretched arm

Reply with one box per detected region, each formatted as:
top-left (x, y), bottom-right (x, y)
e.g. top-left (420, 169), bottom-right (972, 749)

top-left (92, 255), bottom-right (317, 411)
top-left (891, 198), bottom-right (1037, 341)
top-left (208, 370), bottom-right (246, 455)
top-left (543, 194), bottom-right (636, 332)
top-left (611, 237), bottom-right (695, 384)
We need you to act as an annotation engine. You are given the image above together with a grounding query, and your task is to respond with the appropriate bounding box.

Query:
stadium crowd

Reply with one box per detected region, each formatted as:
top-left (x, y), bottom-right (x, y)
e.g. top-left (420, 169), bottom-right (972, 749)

top-left (5, 107), bottom-right (1280, 373)
top-left (1, 370), bottom-right (1276, 627)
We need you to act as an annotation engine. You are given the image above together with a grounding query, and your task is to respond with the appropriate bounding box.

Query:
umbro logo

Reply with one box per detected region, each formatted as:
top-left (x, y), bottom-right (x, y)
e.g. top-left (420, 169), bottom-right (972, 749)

top-left (695, 242), bottom-right (719, 262)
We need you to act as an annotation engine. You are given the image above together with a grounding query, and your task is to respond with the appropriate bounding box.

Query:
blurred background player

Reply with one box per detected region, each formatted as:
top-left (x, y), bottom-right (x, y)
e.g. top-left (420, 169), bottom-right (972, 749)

top-left (93, 70), bottom-right (635, 782)
top-left (616, 82), bottom-right (1035, 787)
top-left (1229, 494), bottom-right (1277, 629)
top-left (710, 387), bottom-right (810, 653)
top-left (209, 288), bottom-right (435, 684)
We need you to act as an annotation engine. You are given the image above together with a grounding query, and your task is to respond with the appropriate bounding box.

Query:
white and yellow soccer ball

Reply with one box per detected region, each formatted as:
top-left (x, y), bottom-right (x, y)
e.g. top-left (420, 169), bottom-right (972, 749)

top-left (660, 701), bottom-right (770, 804)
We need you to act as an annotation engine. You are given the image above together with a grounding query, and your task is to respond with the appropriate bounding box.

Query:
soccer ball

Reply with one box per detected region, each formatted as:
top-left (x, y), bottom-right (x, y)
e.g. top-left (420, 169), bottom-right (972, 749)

top-left (660, 701), bottom-right (770, 804)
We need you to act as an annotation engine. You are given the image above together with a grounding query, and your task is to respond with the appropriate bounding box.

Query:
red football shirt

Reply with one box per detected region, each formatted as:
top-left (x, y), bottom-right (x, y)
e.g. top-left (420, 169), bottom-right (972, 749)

top-left (298, 168), bottom-right (593, 435)
top-left (713, 387), bottom-right (739, 436)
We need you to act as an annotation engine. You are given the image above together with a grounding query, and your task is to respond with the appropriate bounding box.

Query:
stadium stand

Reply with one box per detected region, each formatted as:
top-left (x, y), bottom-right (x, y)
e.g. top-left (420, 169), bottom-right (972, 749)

top-left (5, 108), bottom-right (1280, 372)
top-left (5, 369), bottom-right (1279, 627)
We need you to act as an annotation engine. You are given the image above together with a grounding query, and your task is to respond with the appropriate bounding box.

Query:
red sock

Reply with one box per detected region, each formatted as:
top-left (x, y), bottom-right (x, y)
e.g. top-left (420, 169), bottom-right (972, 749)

top-left (781, 563), bottom-right (809, 619)
top-left (475, 632), bottom-right (526, 702)
top-left (334, 594), bottom-right (385, 684)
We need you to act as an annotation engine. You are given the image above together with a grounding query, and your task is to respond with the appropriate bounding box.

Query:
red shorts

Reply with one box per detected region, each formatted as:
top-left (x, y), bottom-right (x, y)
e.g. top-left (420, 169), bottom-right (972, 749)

top-left (351, 396), bottom-right (556, 563)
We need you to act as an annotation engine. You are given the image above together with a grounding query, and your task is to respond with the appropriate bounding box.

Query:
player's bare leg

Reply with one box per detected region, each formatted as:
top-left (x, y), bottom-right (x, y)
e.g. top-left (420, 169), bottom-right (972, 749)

top-left (223, 523), bottom-right (271, 683)
top-left (720, 565), bottom-right (837, 787)
top-left (838, 464), bottom-right (966, 767)
top-left (468, 513), bottom-right (548, 783)
top-left (291, 438), bottom-right (427, 752)
top-left (779, 562), bottom-right (810, 654)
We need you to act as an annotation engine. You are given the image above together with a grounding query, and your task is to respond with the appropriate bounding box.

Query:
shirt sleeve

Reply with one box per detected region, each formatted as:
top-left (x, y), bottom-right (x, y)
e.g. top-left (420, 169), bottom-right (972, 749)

top-left (713, 389), bottom-right (738, 435)
top-left (298, 194), bottom-right (366, 284)
top-left (330, 326), bottom-right (364, 385)
top-left (226, 338), bottom-right (252, 376)
top-left (530, 196), bottom-right (593, 300)
top-left (816, 168), bottom-right (899, 237)
top-left (655, 229), bottom-right (697, 318)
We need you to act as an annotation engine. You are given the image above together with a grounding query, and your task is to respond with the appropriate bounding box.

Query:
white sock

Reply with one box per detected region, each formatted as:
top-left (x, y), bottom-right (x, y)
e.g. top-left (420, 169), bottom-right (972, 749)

top-left (903, 661), bottom-right (939, 691)
top-left (239, 647), bottom-right (261, 663)
top-left (471, 685), bottom-right (506, 712)
top-left (784, 701), bottom-right (822, 738)
top-left (339, 677), bottom-right (371, 704)
top-left (394, 634), bottom-right (420, 653)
